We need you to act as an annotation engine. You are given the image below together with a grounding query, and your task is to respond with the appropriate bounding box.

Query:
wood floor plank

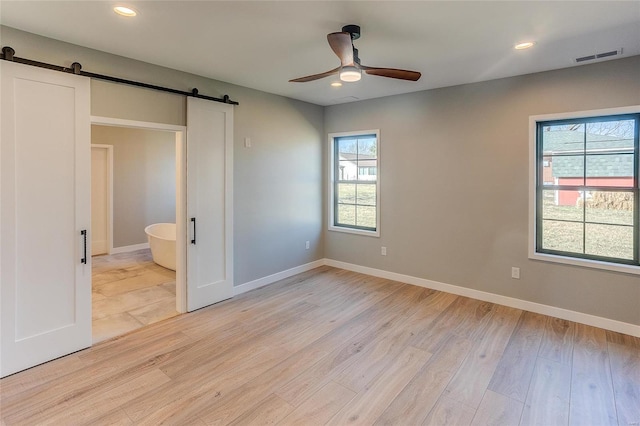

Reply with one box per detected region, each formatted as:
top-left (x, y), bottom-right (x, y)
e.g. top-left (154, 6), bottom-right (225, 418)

top-left (569, 323), bottom-right (618, 426)
top-left (83, 409), bottom-right (134, 426)
top-left (32, 368), bottom-right (171, 425)
top-left (197, 293), bottom-right (392, 425)
top-left (471, 390), bottom-right (523, 426)
top-left (278, 380), bottom-right (356, 426)
top-left (158, 302), bottom-right (314, 379)
top-left (275, 285), bottom-right (430, 406)
top-left (227, 394), bottom-right (295, 426)
top-left (444, 305), bottom-right (522, 409)
top-left (607, 341), bottom-right (640, 426)
top-left (327, 346), bottom-right (431, 425)
top-left (423, 396), bottom-right (476, 426)
top-left (410, 296), bottom-right (494, 353)
top-left (520, 357), bottom-right (571, 426)
top-left (0, 354), bottom-right (87, 400)
top-left (332, 289), bottom-right (453, 393)
top-left (125, 345), bottom-right (292, 424)
top-left (1, 266), bottom-right (637, 426)
top-left (374, 334), bottom-right (475, 425)
top-left (1, 332), bottom-right (194, 423)
top-left (487, 311), bottom-right (545, 402)
top-left (606, 330), bottom-right (640, 350)
top-left (538, 316), bottom-right (575, 365)
top-left (123, 320), bottom-right (298, 421)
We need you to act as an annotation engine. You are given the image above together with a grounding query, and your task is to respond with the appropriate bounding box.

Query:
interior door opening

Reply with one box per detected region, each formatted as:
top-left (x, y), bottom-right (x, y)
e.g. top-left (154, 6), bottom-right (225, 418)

top-left (90, 117), bottom-right (187, 344)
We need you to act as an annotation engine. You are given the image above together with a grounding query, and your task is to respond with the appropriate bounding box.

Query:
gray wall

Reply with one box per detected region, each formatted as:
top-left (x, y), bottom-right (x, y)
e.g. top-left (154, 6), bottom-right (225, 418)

top-left (92, 125), bottom-right (176, 248)
top-left (2, 26), bottom-right (324, 286)
top-left (325, 56), bottom-right (640, 326)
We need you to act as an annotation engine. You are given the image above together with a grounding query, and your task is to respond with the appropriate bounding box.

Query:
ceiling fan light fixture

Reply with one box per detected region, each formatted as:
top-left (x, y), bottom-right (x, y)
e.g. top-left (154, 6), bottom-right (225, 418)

top-left (340, 66), bottom-right (361, 82)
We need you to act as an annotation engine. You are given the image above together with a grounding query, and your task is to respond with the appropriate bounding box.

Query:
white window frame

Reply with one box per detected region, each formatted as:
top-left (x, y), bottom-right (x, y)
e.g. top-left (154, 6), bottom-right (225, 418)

top-left (328, 130), bottom-right (381, 237)
top-left (529, 105), bottom-right (640, 275)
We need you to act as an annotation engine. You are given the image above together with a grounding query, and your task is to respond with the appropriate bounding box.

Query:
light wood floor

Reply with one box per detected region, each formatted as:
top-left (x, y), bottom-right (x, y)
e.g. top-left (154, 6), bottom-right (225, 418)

top-left (92, 249), bottom-right (178, 343)
top-left (1, 266), bottom-right (638, 425)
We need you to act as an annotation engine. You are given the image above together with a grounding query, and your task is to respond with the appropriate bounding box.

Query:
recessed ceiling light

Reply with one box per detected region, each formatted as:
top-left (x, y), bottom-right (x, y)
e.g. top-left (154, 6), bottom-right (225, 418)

top-left (114, 6), bottom-right (137, 17)
top-left (515, 41), bottom-right (535, 50)
top-left (331, 81), bottom-right (342, 87)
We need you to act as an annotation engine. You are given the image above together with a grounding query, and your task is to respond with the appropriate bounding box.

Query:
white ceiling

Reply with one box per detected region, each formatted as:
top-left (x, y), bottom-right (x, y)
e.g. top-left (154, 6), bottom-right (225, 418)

top-left (1, 1), bottom-right (638, 106)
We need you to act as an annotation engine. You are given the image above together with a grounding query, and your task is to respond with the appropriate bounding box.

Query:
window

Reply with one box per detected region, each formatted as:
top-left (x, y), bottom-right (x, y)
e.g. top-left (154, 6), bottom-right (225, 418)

top-left (329, 130), bottom-right (380, 236)
top-left (531, 108), bottom-right (639, 273)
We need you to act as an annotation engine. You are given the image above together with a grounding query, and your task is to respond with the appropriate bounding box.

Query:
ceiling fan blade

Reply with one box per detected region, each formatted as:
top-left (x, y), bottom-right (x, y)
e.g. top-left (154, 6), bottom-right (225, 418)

top-left (361, 66), bottom-right (422, 81)
top-left (327, 32), bottom-right (354, 66)
top-left (289, 67), bottom-right (340, 83)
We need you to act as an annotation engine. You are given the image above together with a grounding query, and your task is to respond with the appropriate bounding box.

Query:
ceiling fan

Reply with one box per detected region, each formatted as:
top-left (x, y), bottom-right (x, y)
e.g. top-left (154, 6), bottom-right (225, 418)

top-left (289, 25), bottom-right (421, 84)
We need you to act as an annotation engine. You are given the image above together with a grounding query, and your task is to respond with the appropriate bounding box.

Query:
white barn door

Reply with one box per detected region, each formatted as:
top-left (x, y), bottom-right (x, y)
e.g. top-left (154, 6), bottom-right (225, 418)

top-left (1, 61), bottom-right (91, 377)
top-left (186, 98), bottom-right (234, 311)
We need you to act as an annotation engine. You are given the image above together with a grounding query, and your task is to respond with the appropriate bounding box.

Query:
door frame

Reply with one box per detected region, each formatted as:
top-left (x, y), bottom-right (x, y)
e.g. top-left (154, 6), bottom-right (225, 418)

top-left (90, 144), bottom-right (113, 255)
top-left (90, 116), bottom-right (187, 313)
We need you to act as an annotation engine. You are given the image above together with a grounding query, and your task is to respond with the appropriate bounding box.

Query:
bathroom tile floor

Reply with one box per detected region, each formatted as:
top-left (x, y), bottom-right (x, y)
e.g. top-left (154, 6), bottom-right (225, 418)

top-left (92, 249), bottom-right (178, 343)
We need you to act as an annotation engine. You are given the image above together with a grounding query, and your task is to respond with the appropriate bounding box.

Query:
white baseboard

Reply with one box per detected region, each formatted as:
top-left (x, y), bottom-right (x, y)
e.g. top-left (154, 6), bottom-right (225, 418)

top-left (110, 242), bottom-right (150, 254)
top-left (233, 259), bottom-right (326, 296)
top-left (324, 259), bottom-right (640, 338)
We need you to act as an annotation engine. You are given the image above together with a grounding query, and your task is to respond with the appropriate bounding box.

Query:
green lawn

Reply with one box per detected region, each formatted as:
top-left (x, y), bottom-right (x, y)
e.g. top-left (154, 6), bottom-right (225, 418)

top-left (336, 183), bottom-right (376, 229)
top-left (541, 194), bottom-right (634, 260)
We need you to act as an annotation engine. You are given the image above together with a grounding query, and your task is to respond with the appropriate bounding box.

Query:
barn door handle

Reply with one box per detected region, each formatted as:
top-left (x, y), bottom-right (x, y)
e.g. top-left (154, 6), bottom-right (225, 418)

top-left (80, 229), bottom-right (87, 264)
top-left (191, 218), bottom-right (196, 245)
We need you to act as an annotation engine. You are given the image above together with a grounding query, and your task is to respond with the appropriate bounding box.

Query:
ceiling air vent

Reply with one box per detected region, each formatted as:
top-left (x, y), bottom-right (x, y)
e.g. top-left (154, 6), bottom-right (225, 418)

top-left (574, 48), bottom-right (623, 63)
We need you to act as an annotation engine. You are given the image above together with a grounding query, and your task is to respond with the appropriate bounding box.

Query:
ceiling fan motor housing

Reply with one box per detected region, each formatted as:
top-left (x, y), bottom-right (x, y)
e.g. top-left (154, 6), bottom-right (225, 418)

top-left (289, 23), bottom-right (421, 82)
top-left (342, 24), bottom-right (361, 40)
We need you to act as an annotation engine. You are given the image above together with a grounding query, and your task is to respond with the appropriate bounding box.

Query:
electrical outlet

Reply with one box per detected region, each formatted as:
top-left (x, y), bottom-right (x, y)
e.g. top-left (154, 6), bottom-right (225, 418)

top-left (244, 137), bottom-right (251, 148)
top-left (305, 241), bottom-right (310, 250)
top-left (511, 267), bottom-right (520, 279)
top-left (381, 246), bottom-right (387, 256)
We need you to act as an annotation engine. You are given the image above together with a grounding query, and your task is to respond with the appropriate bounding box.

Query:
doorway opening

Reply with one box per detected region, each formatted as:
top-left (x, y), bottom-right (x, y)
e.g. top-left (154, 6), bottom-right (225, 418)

top-left (90, 116), bottom-right (187, 343)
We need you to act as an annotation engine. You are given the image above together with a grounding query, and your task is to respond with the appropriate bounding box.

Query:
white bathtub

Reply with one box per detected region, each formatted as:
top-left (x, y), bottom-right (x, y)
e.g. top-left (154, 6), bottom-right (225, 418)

top-left (144, 223), bottom-right (176, 271)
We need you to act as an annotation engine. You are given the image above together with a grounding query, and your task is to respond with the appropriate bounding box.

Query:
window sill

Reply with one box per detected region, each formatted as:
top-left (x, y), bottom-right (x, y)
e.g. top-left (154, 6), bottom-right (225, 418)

top-left (328, 225), bottom-right (380, 238)
top-left (529, 252), bottom-right (640, 276)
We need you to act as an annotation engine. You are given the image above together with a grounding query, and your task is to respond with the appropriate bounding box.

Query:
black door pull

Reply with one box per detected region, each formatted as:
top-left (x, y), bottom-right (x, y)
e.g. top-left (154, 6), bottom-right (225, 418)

top-left (191, 218), bottom-right (196, 245)
top-left (80, 229), bottom-right (87, 264)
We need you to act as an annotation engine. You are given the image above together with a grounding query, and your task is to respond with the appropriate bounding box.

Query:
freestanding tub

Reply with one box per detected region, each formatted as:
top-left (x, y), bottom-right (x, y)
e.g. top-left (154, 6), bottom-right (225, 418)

top-left (144, 223), bottom-right (176, 271)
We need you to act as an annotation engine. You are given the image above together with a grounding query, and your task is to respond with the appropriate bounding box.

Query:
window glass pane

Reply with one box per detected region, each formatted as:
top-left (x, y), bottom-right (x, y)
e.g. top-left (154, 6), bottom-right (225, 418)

top-left (338, 160), bottom-right (356, 181)
top-left (337, 183), bottom-right (356, 204)
top-left (585, 154), bottom-right (634, 187)
top-left (585, 119), bottom-right (635, 151)
top-left (338, 137), bottom-right (357, 155)
top-left (357, 137), bottom-right (377, 157)
top-left (542, 156), bottom-right (554, 185)
top-left (541, 220), bottom-right (583, 253)
top-left (585, 223), bottom-right (634, 260)
top-left (542, 190), bottom-right (583, 221)
top-left (356, 206), bottom-right (376, 229)
top-left (542, 124), bottom-right (584, 155)
top-left (356, 184), bottom-right (376, 206)
top-left (337, 204), bottom-right (355, 226)
top-left (537, 114), bottom-right (638, 267)
top-left (585, 191), bottom-right (634, 226)
top-left (549, 155), bottom-right (584, 186)
top-left (357, 162), bottom-right (377, 181)
top-left (332, 132), bottom-right (378, 233)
